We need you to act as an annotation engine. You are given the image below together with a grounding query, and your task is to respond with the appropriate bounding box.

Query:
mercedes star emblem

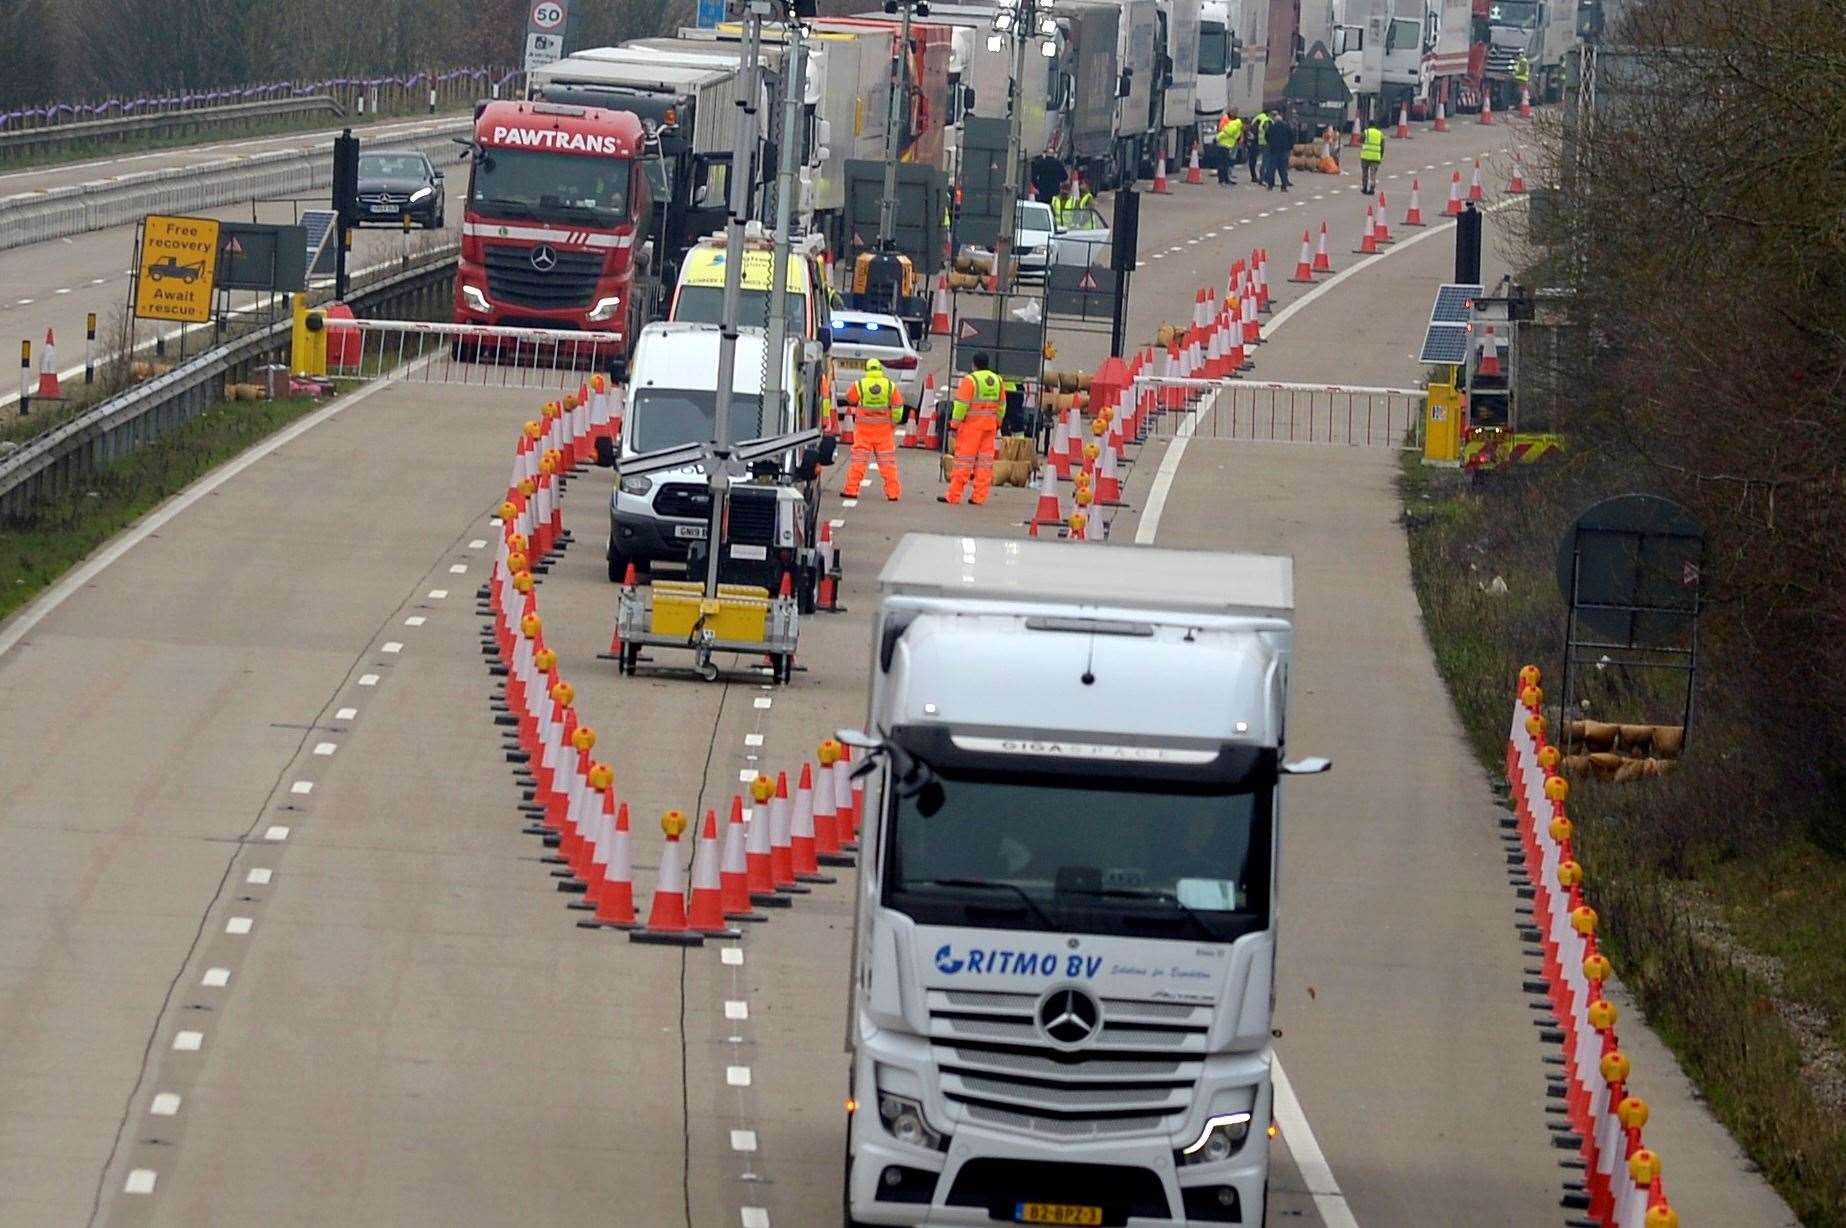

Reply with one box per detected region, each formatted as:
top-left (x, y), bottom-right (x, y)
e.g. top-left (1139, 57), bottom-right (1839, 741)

top-left (529, 244), bottom-right (558, 272)
top-left (1037, 987), bottom-right (1102, 1049)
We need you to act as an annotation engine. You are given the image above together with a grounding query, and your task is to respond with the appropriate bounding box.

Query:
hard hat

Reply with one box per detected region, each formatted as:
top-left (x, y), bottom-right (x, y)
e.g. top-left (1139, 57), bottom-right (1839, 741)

top-left (864, 358), bottom-right (884, 375)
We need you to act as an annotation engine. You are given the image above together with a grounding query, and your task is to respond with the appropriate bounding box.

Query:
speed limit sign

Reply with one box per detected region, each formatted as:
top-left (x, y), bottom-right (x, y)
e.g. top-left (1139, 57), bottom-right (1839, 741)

top-left (531, 1), bottom-right (564, 30)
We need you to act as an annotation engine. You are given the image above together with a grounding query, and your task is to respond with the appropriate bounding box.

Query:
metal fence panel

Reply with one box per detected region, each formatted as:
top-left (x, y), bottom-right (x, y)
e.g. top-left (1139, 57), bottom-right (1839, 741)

top-left (1132, 376), bottom-right (1426, 449)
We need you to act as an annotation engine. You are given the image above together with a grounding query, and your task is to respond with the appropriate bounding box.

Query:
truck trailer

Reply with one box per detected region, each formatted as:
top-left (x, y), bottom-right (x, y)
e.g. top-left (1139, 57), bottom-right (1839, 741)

top-left (842, 534), bottom-right (1329, 1228)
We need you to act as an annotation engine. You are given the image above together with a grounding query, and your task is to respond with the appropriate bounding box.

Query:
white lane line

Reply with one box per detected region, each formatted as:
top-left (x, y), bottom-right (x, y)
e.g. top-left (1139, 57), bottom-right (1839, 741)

top-left (124, 1170), bottom-right (157, 1195)
top-left (841, 498), bottom-right (859, 508)
top-left (448, 563), bottom-right (468, 574)
top-left (225, 917), bottom-right (253, 935)
top-left (289, 781), bottom-right (313, 795)
top-left (358, 674), bottom-right (379, 687)
top-left (313, 742), bottom-right (337, 756)
top-left (428, 589), bottom-right (448, 599)
top-left (381, 641), bottom-right (404, 654)
top-left (0, 371), bottom-right (416, 661)
top-left (738, 768), bottom-right (755, 782)
top-left (263, 825), bottom-right (290, 841)
top-left (201, 968), bottom-right (231, 988)
top-left (149, 1093), bottom-right (181, 1117)
top-left (741, 1210), bottom-right (770, 1228)
top-left (404, 615), bottom-right (426, 627)
top-left (744, 733), bottom-right (764, 747)
top-left (91, 277), bottom-right (107, 285)
top-left (721, 947), bottom-right (744, 966)
top-left (246, 868), bottom-right (272, 885)
top-left (55, 287), bottom-right (70, 295)
top-left (468, 538), bottom-right (487, 549)
top-left (1274, 1061), bottom-right (1360, 1228)
top-left (730, 1128), bottom-right (758, 1151)
top-left (16, 298), bottom-right (33, 306)
top-left (172, 1031), bottom-right (203, 1052)
top-left (726, 1000), bottom-right (750, 1021)
top-left (726, 1065), bottom-right (752, 1087)
top-left (753, 696), bottom-right (771, 709)
top-left (335, 707), bottom-right (357, 721)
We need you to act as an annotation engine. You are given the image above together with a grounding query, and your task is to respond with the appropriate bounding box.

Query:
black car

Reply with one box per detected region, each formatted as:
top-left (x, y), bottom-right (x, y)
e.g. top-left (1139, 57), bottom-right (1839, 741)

top-left (353, 150), bottom-right (445, 228)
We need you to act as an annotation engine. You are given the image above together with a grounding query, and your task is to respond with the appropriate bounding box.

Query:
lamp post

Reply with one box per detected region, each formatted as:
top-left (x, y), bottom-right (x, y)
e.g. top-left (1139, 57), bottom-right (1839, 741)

top-left (987, 0), bottom-right (1059, 327)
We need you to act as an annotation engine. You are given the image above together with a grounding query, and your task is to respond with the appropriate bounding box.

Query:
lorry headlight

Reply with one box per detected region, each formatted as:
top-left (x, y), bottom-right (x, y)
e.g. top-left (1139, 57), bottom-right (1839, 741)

top-left (877, 1094), bottom-right (946, 1151)
top-left (587, 295), bottom-right (624, 322)
top-left (619, 475), bottom-right (653, 496)
top-left (1181, 1112), bottom-right (1252, 1166)
top-left (461, 285), bottom-right (491, 314)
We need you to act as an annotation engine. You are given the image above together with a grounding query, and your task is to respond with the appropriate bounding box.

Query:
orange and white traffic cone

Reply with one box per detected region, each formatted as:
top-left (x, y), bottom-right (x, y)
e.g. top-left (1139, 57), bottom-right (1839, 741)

top-left (1469, 158), bottom-right (1486, 201)
top-left (1354, 206), bottom-right (1379, 254)
top-left (1396, 101), bottom-right (1411, 139)
top-left (1445, 170), bottom-right (1464, 216)
top-left (1404, 178), bottom-right (1427, 226)
top-left (1095, 436), bottom-right (1123, 505)
top-left (836, 745), bottom-right (861, 850)
top-left (929, 279), bottom-right (951, 335)
top-left (1374, 193), bottom-right (1394, 244)
top-left (1313, 221), bottom-right (1334, 274)
top-left (1048, 407), bottom-right (1071, 478)
top-left (1152, 150), bottom-right (1170, 193)
top-left (1184, 144), bottom-right (1204, 184)
top-left (1478, 325), bottom-right (1503, 377)
top-left (1508, 149), bottom-right (1527, 194)
top-left (1031, 457), bottom-right (1063, 527)
top-left (631, 810), bottom-right (702, 945)
top-left (917, 373), bottom-right (941, 449)
top-left (1520, 86), bottom-right (1533, 118)
top-left (36, 329), bottom-right (62, 400)
top-left (790, 763), bottom-right (834, 884)
top-left (1434, 100), bottom-right (1450, 132)
top-left (1480, 91), bottom-right (1494, 125)
top-left (720, 795), bottom-right (764, 922)
top-left (570, 763), bottom-right (616, 912)
top-left (582, 798), bottom-right (639, 929)
top-left (815, 740), bottom-right (853, 865)
top-left (766, 770), bottom-right (807, 896)
top-left (815, 520), bottom-right (840, 611)
top-left (685, 809), bottom-right (741, 938)
top-left (1347, 113), bottom-right (1362, 147)
top-left (1241, 280), bottom-right (1261, 346)
top-left (1288, 230), bottom-right (1315, 284)
top-left (1256, 249), bottom-right (1272, 312)
top-left (742, 774), bottom-right (789, 908)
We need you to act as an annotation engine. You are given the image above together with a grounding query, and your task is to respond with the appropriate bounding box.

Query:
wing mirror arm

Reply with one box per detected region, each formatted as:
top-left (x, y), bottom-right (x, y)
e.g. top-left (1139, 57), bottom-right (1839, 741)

top-left (1281, 756), bottom-right (1333, 775)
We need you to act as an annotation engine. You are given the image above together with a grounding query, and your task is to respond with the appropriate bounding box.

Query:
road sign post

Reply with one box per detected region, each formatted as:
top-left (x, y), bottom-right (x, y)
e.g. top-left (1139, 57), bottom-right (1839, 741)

top-left (525, 0), bottom-right (571, 75)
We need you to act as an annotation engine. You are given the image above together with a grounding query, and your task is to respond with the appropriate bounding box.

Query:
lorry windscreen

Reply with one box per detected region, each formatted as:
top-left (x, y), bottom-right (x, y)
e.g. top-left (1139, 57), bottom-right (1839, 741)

top-left (885, 767), bottom-right (1271, 943)
top-left (673, 286), bottom-right (809, 332)
top-left (630, 388), bottom-right (768, 452)
top-left (471, 148), bottom-right (631, 225)
top-left (1484, 1), bottom-right (1538, 25)
top-left (1198, 21), bottom-right (1228, 75)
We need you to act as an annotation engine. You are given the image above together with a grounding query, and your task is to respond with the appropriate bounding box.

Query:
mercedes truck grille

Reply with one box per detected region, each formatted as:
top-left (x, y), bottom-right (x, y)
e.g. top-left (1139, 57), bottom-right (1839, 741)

top-left (926, 989), bottom-right (1210, 1139)
top-left (483, 244), bottom-right (604, 310)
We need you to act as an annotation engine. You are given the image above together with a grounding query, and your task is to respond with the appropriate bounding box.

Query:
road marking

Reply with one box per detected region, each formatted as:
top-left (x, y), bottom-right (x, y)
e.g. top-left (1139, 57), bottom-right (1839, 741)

top-left (358, 674), bottom-right (379, 686)
top-left (91, 277), bottom-right (108, 285)
top-left (726, 1065), bottom-right (752, 1087)
top-left (841, 498), bottom-right (858, 508)
top-left (753, 697), bottom-right (771, 709)
top-left (382, 641), bottom-right (403, 654)
top-left (468, 538), bottom-right (487, 549)
top-left (726, 1000), bottom-right (750, 1020)
top-left (289, 781), bottom-right (313, 795)
top-left (1274, 1061), bottom-right (1360, 1228)
top-left (124, 1170), bottom-right (157, 1195)
top-left (263, 825), bottom-right (291, 841)
top-left (172, 1031), bottom-right (203, 1052)
top-left (149, 1093), bottom-right (181, 1117)
top-left (313, 742), bottom-right (337, 756)
top-left (428, 589), bottom-right (448, 599)
top-left (404, 615), bottom-right (426, 627)
top-left (730, 1129), bottom-right (758, 1151)
top-left (449, 563), bottom-right (468, 574)
top-left (744, 734), bottom-right (764, 747)
top-left (225, 916), bottom-right (253, 935)
top-left (1152, 253), bottom-right (1164, 259)
top-left (55, 287), bottom-right (70, 295)
top-left (738, 768), bottom-right (755, 782)
top-left (0, 370), bottom-right (419, 660)
top-left (201, 968), bottom-right (231, 988)
top-left (741, 1210), bottom-right (770, 1228)
top-left (722, 947), bottom-right (744, 966)
top-left (335, 707), bottom-right (357, 721)
top-left (246, 868), bottom-right (272, 885)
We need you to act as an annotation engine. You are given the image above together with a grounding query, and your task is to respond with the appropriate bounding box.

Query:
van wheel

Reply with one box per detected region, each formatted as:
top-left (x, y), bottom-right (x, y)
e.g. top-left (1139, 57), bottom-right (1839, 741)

top-left (607, 545), bottom-right (630, 583)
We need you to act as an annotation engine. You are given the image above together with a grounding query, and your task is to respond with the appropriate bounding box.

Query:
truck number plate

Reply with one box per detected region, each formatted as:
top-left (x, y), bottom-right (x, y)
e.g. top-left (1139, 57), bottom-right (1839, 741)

top-left (1015, 1204), bottom-right (1103, 1225)
top-left (673, 524), bottom-right (708, 540)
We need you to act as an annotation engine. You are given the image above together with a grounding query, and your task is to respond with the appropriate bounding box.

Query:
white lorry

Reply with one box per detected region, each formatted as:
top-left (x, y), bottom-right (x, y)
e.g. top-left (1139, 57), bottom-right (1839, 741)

top-left (842, 534), bottom-right (1327, 1228)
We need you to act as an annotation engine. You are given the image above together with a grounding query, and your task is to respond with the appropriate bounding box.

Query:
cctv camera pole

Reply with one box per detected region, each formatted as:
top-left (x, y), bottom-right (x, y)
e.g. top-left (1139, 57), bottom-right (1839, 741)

top-left (877, 0), bottom-right (918, 249)
top-left (706, 0), bottom-right (768, 600)
top-left (990, 0), bottom-right (1034, 328)
top-left (763, 20), bottom-right (806, 429)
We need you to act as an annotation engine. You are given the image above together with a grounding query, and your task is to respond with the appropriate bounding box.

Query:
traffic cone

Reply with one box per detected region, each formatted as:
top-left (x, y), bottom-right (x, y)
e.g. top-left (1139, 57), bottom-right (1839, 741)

top-left (605, 561), bottom-right (636, 658)
top-left (685, 809), bottom-right (740, 937)
top-left (839, 402), bottom-right (855, 445)
top-left (1048, 407), bottom-right (1071, 478)
top-left (766, 771), bottom-right (806, 895)
top-left (903, 376), bottom-right (928, 447)
top-left (1313, 221), bottom-right (1334, 274)
top-left (1469, 159), bottom-right (1485, 201)
top-left (815, 741), bottom-right (853, 865)
top-left (570, 765), bottom-right (615, 911)
top-left (816, 519), bottom-right (840, 611)
top-left (1520, 86), bottom-right (1533, 118)
top-left (1184, 144), bottom-right (1204, 184)
top-left (929, 279), bottom-right (951, 335)
top-left (1241, 280), bottom-right (1261, 345)
top-left (1434, 100), bottom-right (1450, 132)
top-left (1031, 459), bottom-right (1063, 526)
top-left (1480, 92), bottom-right (1493, 125)
top-left (791, 763), bottom-right (834, 883)
top-left (1478, 325), bottom-right (1503, 377)
top-left (837, 746), bottom-right (861, 850)
top-left (36, 329), bottom-right (61, 399)
top-left (1256, 249), bottom-right (1272, 312)
top-left (1347, 113), bottom-right (1362, 147)
top-left (720, 796), bottom-right (764, 921)
top-left (917, 375), bottom-right (941, 449)
top-left (1374, 193), bottom-right (1394, 244)
top-left (1404, 178), bottom-right (1427, 226)
top-left (1445, 170), bottom-right (1464, 216)
top-left (582, 799), bottom-right (638, 929)
top-left (1354, 206), bottom-right (1378, 254)
top-left (1396, 101), bottom-right (1411, 139)
top-left (1083, 498), bottom-right (1105, 541)
top-left (1508, 150), bottom-right (1527, 194)
top-left (741, 775), bottom-right (787, 907)
top-left (1152, 150), bottom-right (1170, 193)
top-left (1095, 436), bottom-right (1122, 504)
top-left (630, 810), bottom-right (702, 945)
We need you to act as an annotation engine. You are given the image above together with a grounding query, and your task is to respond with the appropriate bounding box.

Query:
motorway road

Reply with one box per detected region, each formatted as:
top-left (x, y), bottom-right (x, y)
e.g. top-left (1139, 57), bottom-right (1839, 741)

top-left (0, 116), bottom-right (472, 416)
top-left (0, 112), bottom-right (1797, 1228)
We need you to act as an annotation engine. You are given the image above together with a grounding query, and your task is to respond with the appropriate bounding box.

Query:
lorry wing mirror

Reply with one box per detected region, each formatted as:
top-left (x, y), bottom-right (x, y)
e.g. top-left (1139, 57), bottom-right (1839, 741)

top-left (1281, 756), bottom-right (1333, 775)
top-left (593, 436), bottom-right (618, 468)
top-left (835, 728), bottom-right (880, 750)
top-left (817, 435), bottom-right (838, 465)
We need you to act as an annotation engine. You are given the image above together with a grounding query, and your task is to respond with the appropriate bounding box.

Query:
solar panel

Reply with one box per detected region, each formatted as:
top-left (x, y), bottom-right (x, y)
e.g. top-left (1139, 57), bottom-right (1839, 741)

top-left (1430, 283), bottom-right (1485, 324)
top-left (1419, 322), bottom-right (1471, 364)
top-left (301, 209), bottom-right (338, 279)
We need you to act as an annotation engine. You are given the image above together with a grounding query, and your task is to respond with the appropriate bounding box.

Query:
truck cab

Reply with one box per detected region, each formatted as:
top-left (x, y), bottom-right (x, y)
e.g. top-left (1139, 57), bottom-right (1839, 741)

top-left (845, 536), bottom-right (1324, 1228)
top-left (607, 322), bottom-right (825, 581)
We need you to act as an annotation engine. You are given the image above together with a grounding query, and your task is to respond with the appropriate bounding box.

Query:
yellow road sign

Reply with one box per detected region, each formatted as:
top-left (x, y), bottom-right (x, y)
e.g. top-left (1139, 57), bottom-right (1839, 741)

top-left (134, 214), bottom-right (220, 323)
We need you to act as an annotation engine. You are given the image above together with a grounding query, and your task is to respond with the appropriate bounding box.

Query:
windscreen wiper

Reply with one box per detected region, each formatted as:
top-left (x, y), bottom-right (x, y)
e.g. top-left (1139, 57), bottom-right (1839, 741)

top-left (923, 878), bottom-right (1058, 930)
top-left (1060, 886), bottom-right (1221, 940)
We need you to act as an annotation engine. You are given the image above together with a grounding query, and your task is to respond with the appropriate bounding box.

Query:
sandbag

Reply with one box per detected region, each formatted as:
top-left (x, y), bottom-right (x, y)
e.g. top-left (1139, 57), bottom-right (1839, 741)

top-left (1651, 726), bottom-right (1685, 758)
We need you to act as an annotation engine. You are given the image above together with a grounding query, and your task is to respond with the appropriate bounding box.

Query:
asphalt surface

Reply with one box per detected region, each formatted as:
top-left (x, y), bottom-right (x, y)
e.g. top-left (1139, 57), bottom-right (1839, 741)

top-left (0, 110), bottom-right (1798, 1228)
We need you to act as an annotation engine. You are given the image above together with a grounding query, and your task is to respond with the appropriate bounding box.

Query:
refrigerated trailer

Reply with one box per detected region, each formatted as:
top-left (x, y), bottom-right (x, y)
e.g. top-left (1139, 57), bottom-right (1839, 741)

top-left (842, 534), bottom-right (1331, 1228)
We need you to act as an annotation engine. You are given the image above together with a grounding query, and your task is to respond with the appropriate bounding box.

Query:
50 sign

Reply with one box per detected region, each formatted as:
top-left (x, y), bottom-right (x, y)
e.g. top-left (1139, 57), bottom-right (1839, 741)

top-left (530, 1), bottom-right (565, 30)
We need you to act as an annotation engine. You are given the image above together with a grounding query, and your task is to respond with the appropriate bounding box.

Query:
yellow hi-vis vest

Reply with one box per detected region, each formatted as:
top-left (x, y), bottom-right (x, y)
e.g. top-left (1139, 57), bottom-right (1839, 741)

top-left (1361, 127), bottom-right (1384, 162)
top-left (953, 369), bottom-right (1005, 421)
top-left (1217, 118), bottom-right (1243, 149)
top-left (852, 374), bottom-right (900, 423)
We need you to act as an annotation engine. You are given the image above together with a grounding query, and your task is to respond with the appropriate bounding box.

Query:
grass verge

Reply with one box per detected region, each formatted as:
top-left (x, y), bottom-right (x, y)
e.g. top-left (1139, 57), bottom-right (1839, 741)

top-left (0, 394), bottom-right (323, 623)
top-left (1398, 453), bottom-right (1846, 1226)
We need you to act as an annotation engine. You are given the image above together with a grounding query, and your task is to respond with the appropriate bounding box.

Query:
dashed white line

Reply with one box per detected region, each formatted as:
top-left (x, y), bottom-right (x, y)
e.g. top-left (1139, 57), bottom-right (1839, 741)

top-left (358, 674), bottom-right (380, 687)
top-left (313, 742), bottom-right (337, 756)
top-left (263, 825), bottom-right (291, 842)
top-left (449, 563), bottom-right (468, 574)
top-left (246, 868), bottom-right (273, 885)
top-left (744, 734), bottom-right (764, 747)
top-left (149, 1093), bottom-right (181, 1117)
top-left (726, 1066), bottom-right (752, 1087)
top-left (730, 1128), bottom-right (759, 1151)
top-left (468, 538), bottom-right (487, 549)
top-left (840, 498), bottom-right (858, 508)
top-left (201, 968), bottom-right (231, 988)
top-left (225, 916), bottom-right (253, 935)
top-left (55, 287), bottom-right (70, 295)
top-left (91, 277), bottom-right (108, 285)
top-left (404, 615), bottom-right (426, 627)
top-left (124, 1170), bottom-right (158, 1195)
top-left (738, 768), bottom-right (756, 782)
top-left (753, 697), bottom-right (772, 709)
top-left (725, 1000), bottom-right (750, 1021)
top-left (172, 1031), bottom-right (203, 1052)
top-left (289, 781), bottom-right (313, 795)
top-left (382, 641), bottom-right (404, 654)
top-left (16, 298), bottom-right (33, 306)
top-left (428, 589), bottom-right (449, 599)
top-left (335, 707), bottom-right (357, 721)
top-left (741, 1210), bottom-right (770, 1228)
top-left (721, 947), bottom-right (745, 967)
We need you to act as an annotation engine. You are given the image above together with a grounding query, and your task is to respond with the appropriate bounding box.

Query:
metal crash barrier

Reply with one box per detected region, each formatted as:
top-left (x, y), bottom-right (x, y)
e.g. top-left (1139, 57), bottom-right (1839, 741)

top-left (299, 317), bottom-right (625, 391)
top-left (1128, 375), bottom-right (1427, 449)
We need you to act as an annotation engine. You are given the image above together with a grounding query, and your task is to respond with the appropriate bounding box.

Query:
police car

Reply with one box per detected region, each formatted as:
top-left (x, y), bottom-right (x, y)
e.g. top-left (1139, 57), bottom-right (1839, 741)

top-left (826, 309), bottom-right (924, 405)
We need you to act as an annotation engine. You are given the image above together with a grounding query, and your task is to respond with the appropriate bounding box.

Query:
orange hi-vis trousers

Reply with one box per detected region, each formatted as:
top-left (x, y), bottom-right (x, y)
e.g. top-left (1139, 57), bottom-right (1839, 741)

top-left (944, 411), bottom-right (999, 504)
top-left (844, 417), bottom-right (901, 499)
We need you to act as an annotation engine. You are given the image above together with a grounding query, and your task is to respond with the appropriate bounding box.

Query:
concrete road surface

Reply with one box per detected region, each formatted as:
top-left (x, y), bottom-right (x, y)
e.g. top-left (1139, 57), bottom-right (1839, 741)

top-left (0, 109), bottom-right (1796, 1228)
